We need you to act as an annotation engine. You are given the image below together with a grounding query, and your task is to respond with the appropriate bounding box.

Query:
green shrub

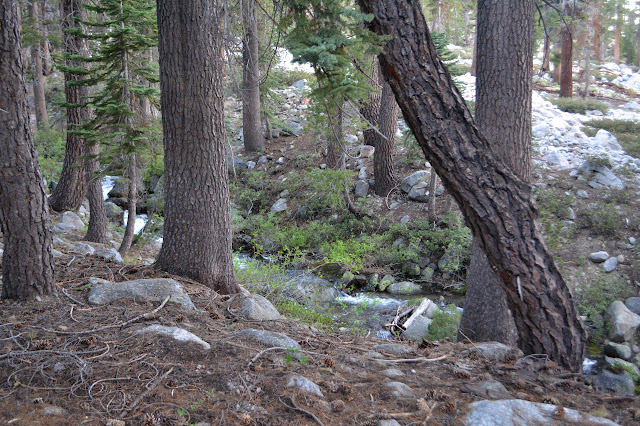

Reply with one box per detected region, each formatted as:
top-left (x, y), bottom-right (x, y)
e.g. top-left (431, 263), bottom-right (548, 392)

top-left (551, 98), bottom-right (609, 114)
top-left (427, 304), bottom-right (461, 341)
top-left (533, 187), bottom-right (575, 220)
top-left (580, 202), bottom-right (624, 235)
top-left (319, 235), bottom-right (383, 273)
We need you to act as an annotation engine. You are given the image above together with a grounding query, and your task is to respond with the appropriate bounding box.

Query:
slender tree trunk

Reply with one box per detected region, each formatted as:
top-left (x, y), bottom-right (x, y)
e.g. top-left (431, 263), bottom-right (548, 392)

top-left (0, 1), bottom-right (54, 300)
top-left (360, 57), bottom-right (382, 148)
top-left (49, 0), bottom-right (90, 212)
top-left (358, 0), bottom-right (587, 372)
top-left (637, 24), bottom-right (640, 67)
top-left (373, 80), bottom-right (398, 196)
top-left (426, 170), bottom-right (438, 221)
top-left (470, 30), bottom-right (477, 76)
top-left (155, 0), bottom-right (240, 294)
top-left (559, 1), bottom-right (573, 98)
top-left (583, 49), bottom-right (591, 99)
top-left (614, 13), bottom-right (621, 64)
top-left (119, 157), bottom-right (137, 254)
top-left (593, 11), bottom-right (603, 63)
top-left (29, 1), bottom-right (49, 127)
top-left (326, 102), bottom-right (345, 170)
top-left (242, 0), bottom-right (263, 152)
top-left (541, 32), bottom-right (550, 72)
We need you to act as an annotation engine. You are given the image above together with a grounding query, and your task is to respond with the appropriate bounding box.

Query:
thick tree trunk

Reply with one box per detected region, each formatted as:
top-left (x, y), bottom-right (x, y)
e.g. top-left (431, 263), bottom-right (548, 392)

top-left (559, 2), bottom-right (573, 98)
top-left (84, 141), bottom-right (107, 243)
top-left (0, 1), bottom-right (54, 300)
top-left (29, 1), bottom-right (49, 127)
top-left (459, 0), bottom-right (534, 348)
top-left (242, 0), bottom-right (263, 152)
top-left (357, 0), bottom-right (587, 372)
top-left (155, 0), bottom-right (240, 294)
top-left (49, 0), bottom-right (90, 212)
top-left (373, 81), bottom-right (398, 196)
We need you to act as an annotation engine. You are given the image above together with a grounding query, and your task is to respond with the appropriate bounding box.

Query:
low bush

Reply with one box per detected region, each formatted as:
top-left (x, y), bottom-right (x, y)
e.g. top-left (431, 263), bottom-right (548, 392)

top-left (427, 304), bottom-right (461, 341)
top-left (579, 201), bottom-right (624, 235)
top-left (551, 97), bottom-right (609, 114)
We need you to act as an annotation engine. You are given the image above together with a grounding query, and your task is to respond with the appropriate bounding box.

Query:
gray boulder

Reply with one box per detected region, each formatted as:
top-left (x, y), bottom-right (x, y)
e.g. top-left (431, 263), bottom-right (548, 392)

top-left (606, 300), bottom-right (640, 342)
top-left (589, 251), bottom-right (610, 263)
top-left (230, 293), bottom-right (281, 321)
top-left (87, 278), bottom-right (196, 309)
top-left (400, 170), bottom-right (428, 193)
top-left (463, 343), bottom-right (524, 362)
top-left (589, 166), bottom-right (625, 190)
top-left (386, 281), bottom-right (423, 295)
top-left (72, 242), bottom-right (95, 256)
top-left (595, 370), bottom-right (636, 396)
top-left (136, 325), bottom-right (210, 350)
top-left (53, 211), bottom-right (85, 234)
top-left (291, 79), bottom-right (307, 88)
top-left (270, 198), bottom-right (288, 213)
top-left (286, 375), bottom-right (323, 397)
top-left (378, 274), bottom-right (395, 292)
top-left (461, 381), bottom-right (512, 400)
top-left (283, 120), bottom-right (303, 136)
top-left (604, 356), bottom-right (640, 379)
top-left (408, 181), bottom-right (429, 202)
top-left (625, 297), bottom-right (640, 315)
top-left (594, 129), bottom-right (623, 151)
top-left (359, 145), bottom-right (375, 158)
top-left (401, 315), bottom-right (432, 342)
top-left (401, 262), bottom-right (421, 277)
top-left (105, 202), bottom-right (124, 220)
top-left (94, 248), bottom-right (124, 263)
top-left (464, 399), bottom-right (617, 425)
top-left (354, 180), bottom-right (369, 198)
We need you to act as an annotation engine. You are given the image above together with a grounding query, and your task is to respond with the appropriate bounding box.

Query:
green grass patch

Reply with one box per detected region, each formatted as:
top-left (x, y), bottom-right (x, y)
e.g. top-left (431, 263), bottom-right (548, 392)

top-left (551, 97), bottom-right (609, 114)
top-left (583, 118), bottom-right (640, 158)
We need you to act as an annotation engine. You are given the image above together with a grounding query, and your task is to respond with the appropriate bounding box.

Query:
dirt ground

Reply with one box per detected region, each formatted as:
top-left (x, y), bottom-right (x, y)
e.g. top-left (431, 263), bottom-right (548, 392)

top-left (1, 256), bottom-right (639, 426)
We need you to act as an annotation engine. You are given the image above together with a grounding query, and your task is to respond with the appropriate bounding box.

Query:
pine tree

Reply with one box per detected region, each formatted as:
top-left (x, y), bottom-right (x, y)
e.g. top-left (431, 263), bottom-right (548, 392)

top-left (62, 0), bottom-right (160, 253)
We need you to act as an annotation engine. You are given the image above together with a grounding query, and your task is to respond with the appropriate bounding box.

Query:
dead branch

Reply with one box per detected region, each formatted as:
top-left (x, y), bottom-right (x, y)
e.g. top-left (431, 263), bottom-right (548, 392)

top-left (278, 396), bottom-right (325, 426)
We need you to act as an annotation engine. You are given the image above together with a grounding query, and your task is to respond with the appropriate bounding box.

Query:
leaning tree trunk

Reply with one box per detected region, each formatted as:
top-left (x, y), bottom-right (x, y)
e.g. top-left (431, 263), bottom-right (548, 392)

top-left (0, 1), bottom-right (54, 300)
top-left (49, 0), bottom-right (91, 212)
top-left (559, 0), bottom-right (573, 98)
top-left (155, 0), bottom-right (240, 294)
top-left (357, 0), bottom-right (587, 372)
top-left (29, 0), bottom-right (49, 128)
top-left (458, 0), bottom-right (535, 348)
top-left (242, 0), bottom-right (263, 152)
top-left (373, 80), bottom-right (398, 196)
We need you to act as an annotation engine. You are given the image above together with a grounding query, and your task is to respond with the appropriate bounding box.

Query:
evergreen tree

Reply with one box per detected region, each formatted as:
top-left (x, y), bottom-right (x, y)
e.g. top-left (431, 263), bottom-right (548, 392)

top-left (63, 0), bottom-right (160, 253)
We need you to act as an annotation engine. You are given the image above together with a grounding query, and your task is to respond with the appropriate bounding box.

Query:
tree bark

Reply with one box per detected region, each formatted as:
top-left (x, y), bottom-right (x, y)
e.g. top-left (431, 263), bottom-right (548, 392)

top-left (49, 0), bottom-right (90, 212)
top-left (326, 103), bottom-right (345, 170)
top-left (541, 31), bottom-right (550, 72)
top-left (242, 0), bottom-right (263, 152)
top-left (559, 1), bottom-right (573, 98)
top-left (357, 0), bottom-right (587, 372)
top-left (119, 157), bottom-right (137, 254)
top-left (614, 10), bottom-right (621, 64)
top-left (155, 0), bottom-right (240, 294)
top-left (459, 0), bottom-right (534, 348)
top-left (360, 57), bottom-right (382, 147)
top-left (373, 80), bottom-right (398, 196)
top-left (29, 0), bottom-right (49, 127)
top-left (0, 1), bottom-right (54, 300)
top-left (84, 141), bottom-right (107, 243)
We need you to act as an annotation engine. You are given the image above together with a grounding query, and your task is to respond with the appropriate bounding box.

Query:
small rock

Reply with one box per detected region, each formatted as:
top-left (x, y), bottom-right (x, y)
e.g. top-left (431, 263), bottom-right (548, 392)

top-left (400, 215), bottom-right (411, 224)
top-left (72, 242), bottom-right (95, 256)
top-left (604, 342), bottom-right (632, 360)
top-left (41, 405), bottom-right (68, 416)
top-left (378, 274), bottom-right (395, 292)
top-left (576, 189), bottom-right (589, 198)
top-left (401, 262), bottom-right (420, 277)
top-left (136, 325), bottom-right (210, 350)
top-left (603, 257), bottom-right (618, 272)
top-left (420, 266), bottom-right (435, 282)
top-left (400, 170), bottom-right (428, 193)
top-left (386, 281), bottom-right (423, 295)
top-left (246, 161), bottom-right (256, 170)
top-left (230, 293), bottom-right (281, 321)
top-left (233, 329), bottom-right (302, 357)
top-left (589, 251), bottom-right (609, 263)
top-left (372, 344), bottom-right (414, 356)
top-left (354, 180), bottom-right (369, 198)
top-left (270, 198), bottom-right (288, 213)
top-left (377, 421), bottom-right (401, 426)
top-left (286, 375), bottom-right (323, 397)
top-left (629, 237), bottom-right (637, 245)
top-left (384, 381), bottom-right (415, 398)
top-left (359, 145), bottom-right (375, 158)
top-left (94, 248), bottom-right (124, 263)
top-left (595, 370), bottom-right (636, 396)
top-left (461, 381), bottom-right (512, 400)
top-left (463, 343), bottom-right (524, 362)
top-left (382, 368), bottom-right (405, 378)
top-left (53, 211), bottom-right (85, 234)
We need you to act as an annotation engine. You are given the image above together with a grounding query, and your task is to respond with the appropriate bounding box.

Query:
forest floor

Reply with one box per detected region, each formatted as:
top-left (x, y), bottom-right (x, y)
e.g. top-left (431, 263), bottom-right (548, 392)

top-left (1, 256), bottom-right (639, 425)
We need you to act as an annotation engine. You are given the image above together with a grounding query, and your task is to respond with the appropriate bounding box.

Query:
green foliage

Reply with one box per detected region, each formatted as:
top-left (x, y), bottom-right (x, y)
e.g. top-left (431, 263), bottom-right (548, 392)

top-left (427, 304), bottom-right (461, 341)
top-left (580, 202), bottom-right (624, 235)
top-left (319, 235), bottom-right (382, 273)
top-left (533, 187), bottom-right (575, 220)
top-left (583, 119), bottom-right (640, 158)
top-left (34, 127), bottom-right (66, 183)
top-left (550, 98), bottom-right (610, 114)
